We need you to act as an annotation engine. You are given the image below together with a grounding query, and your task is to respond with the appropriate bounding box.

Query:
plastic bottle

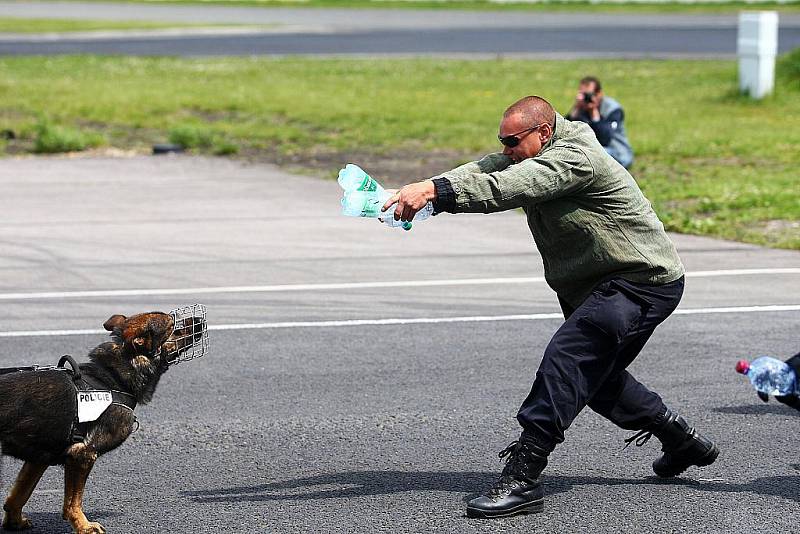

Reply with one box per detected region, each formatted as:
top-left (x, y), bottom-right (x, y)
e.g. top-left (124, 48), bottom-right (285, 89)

top-left (338, 164), bottom-right (433, 231)
top-left (735, 356), bottom-right (799, 396)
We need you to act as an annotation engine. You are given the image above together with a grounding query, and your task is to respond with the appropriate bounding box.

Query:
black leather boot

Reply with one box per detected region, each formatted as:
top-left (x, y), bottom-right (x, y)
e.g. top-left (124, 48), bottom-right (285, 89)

top-left (466, 438), bottom-right (548, 519)
top-left (625, 408), bottom-right (719, 478)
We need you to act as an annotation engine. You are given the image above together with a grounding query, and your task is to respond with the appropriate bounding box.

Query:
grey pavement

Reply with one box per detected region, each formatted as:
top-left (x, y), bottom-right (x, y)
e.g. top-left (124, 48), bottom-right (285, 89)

top-left (0, 2), bottom-right (799, 57)
top-left (0, 155), bottom-right (798, 533)
top-left (3, 26), bottom-right (800, 58)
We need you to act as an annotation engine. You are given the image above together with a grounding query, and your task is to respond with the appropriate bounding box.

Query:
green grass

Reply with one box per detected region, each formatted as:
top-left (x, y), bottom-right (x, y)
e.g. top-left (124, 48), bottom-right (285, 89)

top-left (0, 18), bottom-right (260, 33)
top-left (53, 0), bottom-right (800, 14)
top-left (168, 124), bottom-right (216, 149)
top-left (0, 55), bottom-right (797, 248)
top-left (168, 123), bottom-right (239, 154)
top-left (33, 118), bottom-right (104, 153)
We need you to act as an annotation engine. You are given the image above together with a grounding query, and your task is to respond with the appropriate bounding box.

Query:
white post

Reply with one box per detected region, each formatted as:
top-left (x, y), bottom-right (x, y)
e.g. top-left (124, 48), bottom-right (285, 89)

top-left (737, 11), bottom-right (779, 99)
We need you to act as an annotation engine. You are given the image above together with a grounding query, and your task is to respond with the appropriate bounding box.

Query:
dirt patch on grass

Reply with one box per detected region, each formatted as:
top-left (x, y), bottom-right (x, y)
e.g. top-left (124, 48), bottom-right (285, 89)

top-left (1, 116), bottom-right (478, 183)
top-left (707, 219), bottom-right (800, 249)
top-left (762, 219), bottom-right (800, 232)
top-left (238, 145), bottom-right (480, 186)
top-left (0, 126), bottom-right (479, 187)
top-left (747, 219), bottom-right (800, 248)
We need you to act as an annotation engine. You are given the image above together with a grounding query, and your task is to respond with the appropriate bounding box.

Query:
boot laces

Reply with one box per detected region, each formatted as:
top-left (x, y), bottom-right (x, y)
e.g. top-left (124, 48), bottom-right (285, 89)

top-left (487, 441), bottom-right (525, 499)
top-left (498, 440), bottom-right (520, 462)
top-left (623, 430), bottom-right (654, 450)
top-left (499, 440), bottom-right (530, 474)
top-left (488, 476), bottom-right (520, 499)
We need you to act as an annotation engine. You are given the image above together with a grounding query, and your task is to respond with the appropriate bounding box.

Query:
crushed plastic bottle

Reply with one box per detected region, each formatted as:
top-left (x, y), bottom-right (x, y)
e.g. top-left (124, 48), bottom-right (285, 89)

top-left (338, 163), bottom-right (433, 231)
top-left (736, 356), bottom-right (799, 396)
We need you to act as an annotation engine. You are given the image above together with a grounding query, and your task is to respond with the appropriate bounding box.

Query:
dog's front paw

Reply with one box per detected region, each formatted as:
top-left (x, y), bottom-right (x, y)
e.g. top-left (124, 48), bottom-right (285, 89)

top-left (2, 513), bottom-right (33, 530)
top-left (77, 522), bottom-right (105, 534)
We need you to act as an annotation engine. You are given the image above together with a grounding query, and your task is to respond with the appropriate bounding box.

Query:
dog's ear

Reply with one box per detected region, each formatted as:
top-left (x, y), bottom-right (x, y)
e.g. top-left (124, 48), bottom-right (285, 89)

top-left (103, 315), bottom-right (126, 332)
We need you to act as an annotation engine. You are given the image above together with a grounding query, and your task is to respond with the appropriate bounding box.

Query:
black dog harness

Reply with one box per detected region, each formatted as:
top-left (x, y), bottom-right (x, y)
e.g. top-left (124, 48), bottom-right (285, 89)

top-left (0, 355), bottom-right (137, 443)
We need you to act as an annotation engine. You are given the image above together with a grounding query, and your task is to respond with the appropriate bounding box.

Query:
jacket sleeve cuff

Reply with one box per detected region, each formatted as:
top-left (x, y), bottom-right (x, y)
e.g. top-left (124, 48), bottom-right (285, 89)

top-left (431, 177), bottom-right (456, 214)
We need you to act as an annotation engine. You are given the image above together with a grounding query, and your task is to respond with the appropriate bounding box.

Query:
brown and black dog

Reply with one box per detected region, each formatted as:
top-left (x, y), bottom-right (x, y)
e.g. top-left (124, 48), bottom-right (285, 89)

top-left (0, 311), bottom-right (199, 534)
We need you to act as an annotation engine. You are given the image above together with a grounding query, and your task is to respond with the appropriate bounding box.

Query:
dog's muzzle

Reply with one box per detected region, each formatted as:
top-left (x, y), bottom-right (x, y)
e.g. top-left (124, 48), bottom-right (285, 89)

top-left (165, 303), bottom-right (209, 365)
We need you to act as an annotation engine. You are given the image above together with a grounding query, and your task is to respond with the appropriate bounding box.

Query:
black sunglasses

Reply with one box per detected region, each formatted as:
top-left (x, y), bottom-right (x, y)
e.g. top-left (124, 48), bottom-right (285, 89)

top-left (498, 123), bottom-right (545, 148)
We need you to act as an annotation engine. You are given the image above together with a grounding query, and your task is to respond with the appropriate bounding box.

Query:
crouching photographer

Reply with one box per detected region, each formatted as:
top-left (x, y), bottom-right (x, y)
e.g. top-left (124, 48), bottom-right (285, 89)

top-left (567, 76), bottom-right (634, 169)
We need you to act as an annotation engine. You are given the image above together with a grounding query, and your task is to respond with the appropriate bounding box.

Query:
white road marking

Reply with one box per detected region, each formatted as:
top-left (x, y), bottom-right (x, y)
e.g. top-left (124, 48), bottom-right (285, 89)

top-left (0, 268), bottom-right (798, 301)
top-left (0, 277), bottom-right (544, 300)
top-left (686, 268), bottom-right (800, 277)
top-left (0, 328), bottom-right (104, 338)
top-left (1, 304), bottom-right (798, 338)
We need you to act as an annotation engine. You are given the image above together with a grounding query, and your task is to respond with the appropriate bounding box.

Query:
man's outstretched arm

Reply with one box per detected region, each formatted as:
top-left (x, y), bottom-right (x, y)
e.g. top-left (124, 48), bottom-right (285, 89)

top-left (381, 153), bottom-right (513, 222)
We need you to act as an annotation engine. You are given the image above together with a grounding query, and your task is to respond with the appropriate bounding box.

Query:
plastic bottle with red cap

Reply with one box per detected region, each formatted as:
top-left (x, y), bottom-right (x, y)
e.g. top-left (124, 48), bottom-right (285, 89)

top-left (736, 356), bottom-right (799, 396)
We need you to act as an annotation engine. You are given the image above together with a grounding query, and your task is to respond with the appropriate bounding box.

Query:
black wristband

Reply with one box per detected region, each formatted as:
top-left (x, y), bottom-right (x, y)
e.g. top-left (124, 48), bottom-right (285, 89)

top-left (431, 177), bottom-right (456, 214)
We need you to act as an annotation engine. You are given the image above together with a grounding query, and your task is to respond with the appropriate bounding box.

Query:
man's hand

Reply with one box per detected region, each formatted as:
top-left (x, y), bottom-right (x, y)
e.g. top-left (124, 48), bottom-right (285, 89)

top-left (574, 92), bottom-right (586, 111)
top-left (381, 180), bottom-right (436, 222)
top-left (584, 95), bottom-right (601, 121)
top-left (574, 92), bottom-right (600, 121)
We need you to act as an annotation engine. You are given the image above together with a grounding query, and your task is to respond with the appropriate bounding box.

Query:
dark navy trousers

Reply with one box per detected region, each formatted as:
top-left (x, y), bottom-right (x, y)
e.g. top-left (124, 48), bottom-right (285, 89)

top-left (517, 276), bottom-right (685, 452)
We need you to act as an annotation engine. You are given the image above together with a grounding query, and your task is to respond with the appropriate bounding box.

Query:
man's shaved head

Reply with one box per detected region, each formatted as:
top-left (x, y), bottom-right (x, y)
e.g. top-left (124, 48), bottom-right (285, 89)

top-left (498, 96), bottom-right (556, 163)
top-left (503, 96), bottom-right (556, 129)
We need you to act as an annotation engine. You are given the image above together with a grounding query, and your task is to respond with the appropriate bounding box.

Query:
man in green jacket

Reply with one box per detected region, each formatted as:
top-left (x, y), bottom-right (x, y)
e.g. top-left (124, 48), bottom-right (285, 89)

top-left (382, 95), bottom-right (719, 518)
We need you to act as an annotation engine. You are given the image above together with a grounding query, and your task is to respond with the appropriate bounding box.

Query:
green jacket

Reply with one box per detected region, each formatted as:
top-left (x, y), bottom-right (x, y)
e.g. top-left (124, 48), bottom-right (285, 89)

top-left (434, 112), bottom-right (684, 307)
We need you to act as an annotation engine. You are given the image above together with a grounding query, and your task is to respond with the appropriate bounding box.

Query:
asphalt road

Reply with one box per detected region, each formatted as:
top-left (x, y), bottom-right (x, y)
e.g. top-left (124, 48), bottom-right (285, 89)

top-left (0, 155), bottom-right (798, 533)
top-left (0, 2), bottom-right (799, 57)
top-left (3, 26), bottom-right (800, 58)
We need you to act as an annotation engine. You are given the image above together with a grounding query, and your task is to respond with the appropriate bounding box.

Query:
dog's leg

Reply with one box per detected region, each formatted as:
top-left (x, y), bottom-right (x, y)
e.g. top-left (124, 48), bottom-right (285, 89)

top-left (62, 443), bottom-right (104, 534)
top-left (2, 461), bottom-right (48, 530)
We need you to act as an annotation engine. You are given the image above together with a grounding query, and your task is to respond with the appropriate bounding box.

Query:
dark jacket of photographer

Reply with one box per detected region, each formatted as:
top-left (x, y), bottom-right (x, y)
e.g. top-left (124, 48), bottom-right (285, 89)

top-left (570, 96), bottom-right (634, 169)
